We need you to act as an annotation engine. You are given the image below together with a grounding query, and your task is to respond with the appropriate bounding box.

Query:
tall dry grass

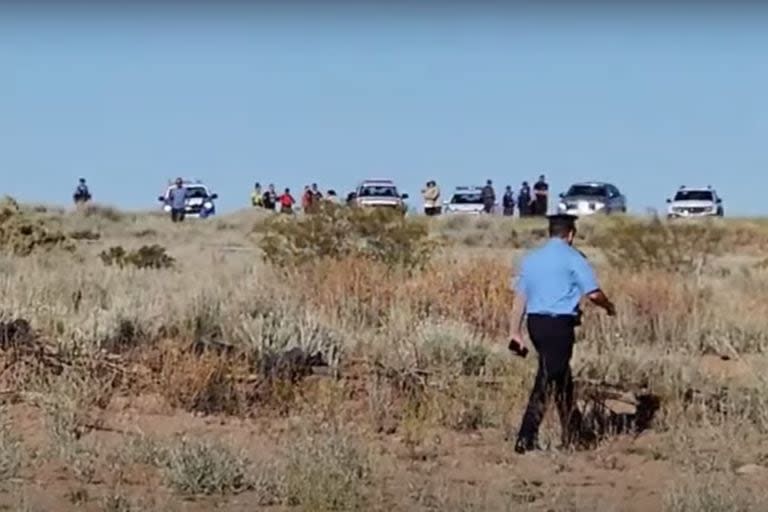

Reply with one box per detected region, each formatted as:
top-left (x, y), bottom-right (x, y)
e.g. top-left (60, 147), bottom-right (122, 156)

top-left (3, 203), bottom-right (768, 509)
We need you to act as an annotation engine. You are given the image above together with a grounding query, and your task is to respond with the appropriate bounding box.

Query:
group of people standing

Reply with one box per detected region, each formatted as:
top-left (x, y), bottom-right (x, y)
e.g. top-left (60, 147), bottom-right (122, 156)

top-left (503, 174), bottom-right (550, 217)
top-left (250, 182), bottom-right (340, 214)
top-left (420, 174), bottom-right (551, 217)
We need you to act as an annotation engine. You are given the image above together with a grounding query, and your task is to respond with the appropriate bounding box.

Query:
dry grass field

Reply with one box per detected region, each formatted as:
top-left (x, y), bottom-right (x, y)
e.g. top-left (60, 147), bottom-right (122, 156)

top-left (3, 196), bottom-right (768, 511)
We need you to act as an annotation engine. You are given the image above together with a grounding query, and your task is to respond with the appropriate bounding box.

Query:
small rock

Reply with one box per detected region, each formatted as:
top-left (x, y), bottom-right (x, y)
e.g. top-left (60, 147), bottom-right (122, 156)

top-left (736, 464), bottom-right (766, 476)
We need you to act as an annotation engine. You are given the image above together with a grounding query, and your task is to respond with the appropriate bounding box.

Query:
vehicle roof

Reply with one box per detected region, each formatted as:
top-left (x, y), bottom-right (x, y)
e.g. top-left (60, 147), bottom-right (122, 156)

top-left (676, 185), bottom-right (716, 192)
top-left (568, 181), bottom-right (614, 187)
top-left (358, 179), bottom-right (396, 185)
top-left (452, 186), bottom-right (483, 192)
top-left (165, 183), bottom-right (209, 189)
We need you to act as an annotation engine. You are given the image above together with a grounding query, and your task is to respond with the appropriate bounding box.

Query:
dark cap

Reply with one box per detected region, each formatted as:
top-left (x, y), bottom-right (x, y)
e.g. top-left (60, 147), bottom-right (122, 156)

top-left (547, 213), bottom-right (578, 232)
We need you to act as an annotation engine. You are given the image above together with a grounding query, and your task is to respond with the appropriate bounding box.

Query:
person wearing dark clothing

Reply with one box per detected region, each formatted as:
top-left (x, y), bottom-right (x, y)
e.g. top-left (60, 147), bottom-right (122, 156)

top-left (533, 175), bottom-right (549, 216)
top-left (73, 178), bottom-right (92, 204)
top-left (508, 214), bottom-right (616, 453)
top-left (311, 183), bottom-right (323, 201)
top-left (481, 179), bottom-right (496, 214)
top-left (518, 181), bottom-right (532, 217)
top-left (262, 184), bottom-right (277, 211)
top-left (346, 191), bottom-right (357, 206)
top-left (502, 186), bottom-right (515, 217)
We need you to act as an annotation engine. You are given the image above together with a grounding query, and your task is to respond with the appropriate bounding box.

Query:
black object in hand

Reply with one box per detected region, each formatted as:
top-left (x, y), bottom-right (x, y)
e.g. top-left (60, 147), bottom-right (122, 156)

top-left (508, 339), bottom-right (529, 358)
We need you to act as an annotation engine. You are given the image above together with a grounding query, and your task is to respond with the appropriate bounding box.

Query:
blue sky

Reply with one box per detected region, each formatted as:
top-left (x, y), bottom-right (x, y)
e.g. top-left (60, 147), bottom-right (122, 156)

top-left (1, 5), bottom-right (767, 215)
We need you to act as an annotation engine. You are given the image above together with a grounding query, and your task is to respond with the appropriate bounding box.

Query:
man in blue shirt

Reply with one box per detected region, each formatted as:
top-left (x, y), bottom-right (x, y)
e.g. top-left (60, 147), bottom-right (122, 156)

top-left (508, 214), bottom-right (616, 454)
top-left (167, 177), bottom-right (188, 223)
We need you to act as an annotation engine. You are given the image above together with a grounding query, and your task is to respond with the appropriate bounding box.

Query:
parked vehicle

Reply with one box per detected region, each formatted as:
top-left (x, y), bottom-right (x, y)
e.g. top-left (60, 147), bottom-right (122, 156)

top-left (666, 186), bottom-right (723, 218)
top-left (353, 179), bottom-right (408, 214)
top-left (443, 186), bottom-right (489, 215)
top-left (557, 181), bottom-right (627, 216)
top-left (158, 180), bottom-right (218, 219)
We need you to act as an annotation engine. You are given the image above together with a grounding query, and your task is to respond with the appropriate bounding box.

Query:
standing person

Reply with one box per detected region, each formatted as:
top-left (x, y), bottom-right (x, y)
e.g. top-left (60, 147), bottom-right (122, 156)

top-left (518, 181), bottom-right (532, 217)
top-left (167, 177), bottom-right (188, 223)
top-left (73, 178), bottom-right (92, 205)
top-left (325, 190), bottom-right (339, 204)
top-left (262, 184), bottom-right (277, 211)
top-left (508, 214), bottom-right (616, 454)
top-left (481, 179), bottom-right (496, 215)
top-left (251, 182), bottom-right (264, 207)
top-left (278, 188), bottom-right (296, 214)
top-left (311, 183), bottom-right (323, 201)
top-left (301, 185), bottom-right (314, 212)
top-left (533, 174), bottom-right (549, 216)
top-left (421, 180), bottom-right (441, 216)
top-left (502, 186), bottom-right (516, 217)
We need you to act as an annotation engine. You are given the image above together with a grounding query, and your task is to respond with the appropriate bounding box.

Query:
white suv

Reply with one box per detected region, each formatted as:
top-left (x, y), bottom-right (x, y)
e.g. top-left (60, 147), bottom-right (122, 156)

top-left (158, 180), bottom-right (218, 218)
top-left (666, 186), bottom-right (723, 219)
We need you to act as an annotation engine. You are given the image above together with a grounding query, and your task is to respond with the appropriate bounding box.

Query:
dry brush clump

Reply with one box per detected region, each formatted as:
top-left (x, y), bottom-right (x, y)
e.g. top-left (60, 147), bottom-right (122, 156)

top-left (99, 245), bottom-right (176, 270)
top-left (4, 205), bottom-right (768, 509)
top-left (280, 423), bottom-right (371, 511)
top-left (589, 215), bottom-right (726, 274)
top-left (162, 436), bottom-right (252, 496)
top-left (254, 204), bottom-right (436, 272)
top-left (0, 197), bottom-right (73, 256)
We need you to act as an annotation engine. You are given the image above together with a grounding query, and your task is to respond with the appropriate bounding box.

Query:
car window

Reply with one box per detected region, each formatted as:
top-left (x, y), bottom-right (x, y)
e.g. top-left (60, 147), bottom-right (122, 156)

top-left (450, 192), bottom-right (484, 204)
top-left (186, 187), bottom-right (209, 199)
top-left (566, 185), bottom-right (608, 197)
top-left (674, 190), bottom-right (713, 201)
top-left (358, 185), bottom-right (398, 197)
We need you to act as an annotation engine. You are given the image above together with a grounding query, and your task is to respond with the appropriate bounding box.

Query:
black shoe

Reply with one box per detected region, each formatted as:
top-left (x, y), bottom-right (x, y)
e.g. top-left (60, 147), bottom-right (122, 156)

top-left (514, 438), bottom-right (538, 454)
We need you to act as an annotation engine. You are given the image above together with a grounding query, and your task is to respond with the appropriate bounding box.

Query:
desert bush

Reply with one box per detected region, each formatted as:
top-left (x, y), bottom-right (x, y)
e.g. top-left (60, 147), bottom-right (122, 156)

top-left (68, 229), bottom-right (101, 241)
top-left (100, 317), bottom-right (148, 354)
top-left (255, 204), bottom-right (435, 271)
top-left (157, 347), bottom-right (246, 416)
top-left (99, 245), bottom-right (175, 270)
top-left (663, 472), bottom-right (767, 511)
top-left (591, 216), bottom-right (725, 273)
top-left (163, 437), bottom-right (252, 495)
top-left (0, 196), bottom-right (72, 256)
top-left (283, 425), bottom-right (370, 511)
top-left (117, 433), bottom-right (169, 467)
top-left (79, 203), bottom-right (124, 222)
top-left (0, 409), bottom-right (22, 481)
top-left (406, 257), bottom-right (514, 338)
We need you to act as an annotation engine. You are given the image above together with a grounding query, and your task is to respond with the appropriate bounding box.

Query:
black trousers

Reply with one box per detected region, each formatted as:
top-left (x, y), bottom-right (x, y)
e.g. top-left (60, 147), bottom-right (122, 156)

top-left (171, 208), bottom-right (185, 222)
top-left (517, 314), bottom-right (581, 447)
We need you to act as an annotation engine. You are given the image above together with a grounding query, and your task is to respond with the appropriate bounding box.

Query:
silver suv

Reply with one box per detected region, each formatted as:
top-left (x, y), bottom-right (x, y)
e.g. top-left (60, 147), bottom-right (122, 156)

top-left (353, 179), bottom-right (409, 214)
top-left (666, 186), bottom-right (723, 218)
top-left (557, 182), bottom-right (626, 216)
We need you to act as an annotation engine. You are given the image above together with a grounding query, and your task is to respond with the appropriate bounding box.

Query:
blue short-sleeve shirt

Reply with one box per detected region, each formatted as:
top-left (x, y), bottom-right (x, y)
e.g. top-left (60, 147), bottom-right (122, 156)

top-left (168, 186), bottom-right (188, 210)
top-left (512, 238), bottom-right (599, 316)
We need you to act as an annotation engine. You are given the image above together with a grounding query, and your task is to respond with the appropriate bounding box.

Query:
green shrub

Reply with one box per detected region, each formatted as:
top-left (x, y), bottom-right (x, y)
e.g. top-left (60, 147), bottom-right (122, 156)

top-left (255, 203), bottom-right (435, 271)
top-left (591, 216), bottom-right (725, 273)
top-left (99, 245), bottom-right (175, 270)
top-left (283, 426), bottom-right (370, 511)
top-left (163, 437), bottom-right (251, 495)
